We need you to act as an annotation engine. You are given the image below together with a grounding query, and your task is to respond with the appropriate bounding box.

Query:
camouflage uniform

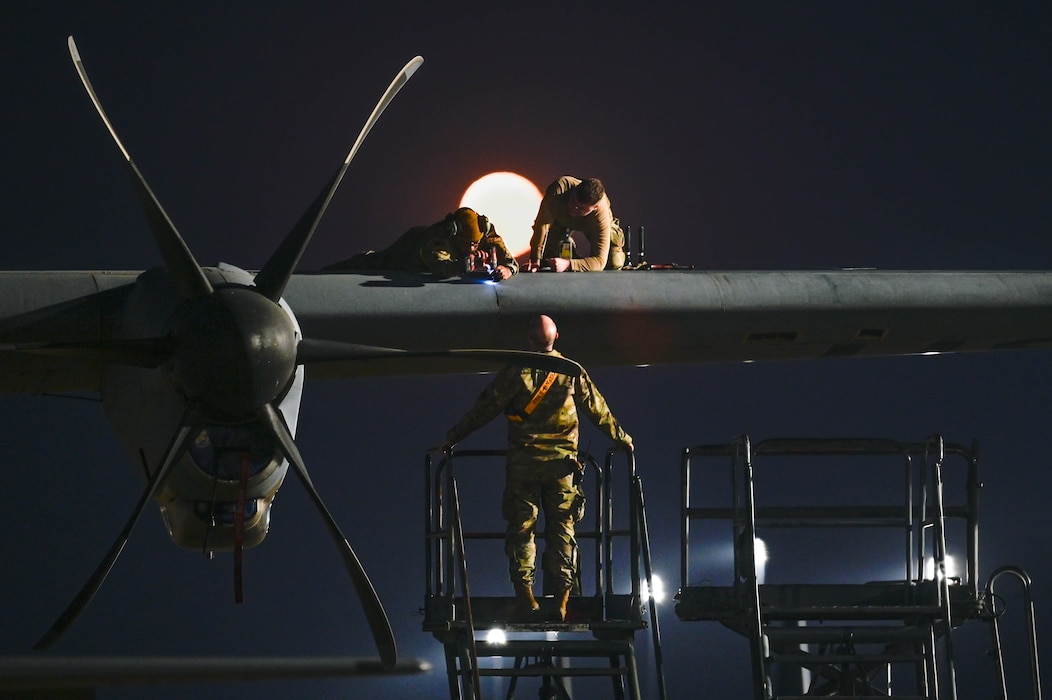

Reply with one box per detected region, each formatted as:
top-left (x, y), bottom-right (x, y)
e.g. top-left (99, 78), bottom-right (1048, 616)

top-left (446, 351), bottom-right (632, 593)
top-left (324, 219), bottom-right (518, 278)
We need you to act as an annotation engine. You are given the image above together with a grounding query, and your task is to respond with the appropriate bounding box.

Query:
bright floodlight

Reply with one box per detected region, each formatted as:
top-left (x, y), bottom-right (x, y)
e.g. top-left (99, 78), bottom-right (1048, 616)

top-left (924, 554), bottom-right (958, 580)
top-left (754, 538), bottom-right (768, 585)
top-left (484, 628), bottom-right (507, 645)
top-left (641, 574), bottom-right (667, 604)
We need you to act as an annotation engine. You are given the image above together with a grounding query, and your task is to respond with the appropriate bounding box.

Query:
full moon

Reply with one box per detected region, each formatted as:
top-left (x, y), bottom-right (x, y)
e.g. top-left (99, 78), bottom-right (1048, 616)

top-left (460, 172), bottom-right (542, 259)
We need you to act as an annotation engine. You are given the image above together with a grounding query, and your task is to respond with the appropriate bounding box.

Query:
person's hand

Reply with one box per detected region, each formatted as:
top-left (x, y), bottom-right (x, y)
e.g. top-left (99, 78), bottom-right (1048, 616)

top-left (544, 257), bottom-right (571, 272)
top-left (493, 265), bottom-right (513, 280)
top-left (524, 260), bottom-right (541, 272)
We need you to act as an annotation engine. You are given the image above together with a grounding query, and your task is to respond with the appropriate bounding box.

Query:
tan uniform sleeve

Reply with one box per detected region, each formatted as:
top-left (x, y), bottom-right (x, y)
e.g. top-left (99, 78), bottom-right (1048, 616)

top-left (530, 188), bottom-right (559, 263)
top-left (568, 197), bottom-right (613, 272)
top-left (574, 368), bottom-right (632, 447)
top-left (446, 367), bottom-right (522, 445)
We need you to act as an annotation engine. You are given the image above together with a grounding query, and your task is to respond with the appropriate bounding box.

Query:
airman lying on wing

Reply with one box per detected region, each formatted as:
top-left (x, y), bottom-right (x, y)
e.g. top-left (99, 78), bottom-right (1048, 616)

top-left (324, 207), bottom-right (518, 280)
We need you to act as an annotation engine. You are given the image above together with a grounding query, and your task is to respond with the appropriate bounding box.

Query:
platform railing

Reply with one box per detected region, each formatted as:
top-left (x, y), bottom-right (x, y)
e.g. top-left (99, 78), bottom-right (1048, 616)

top-left (985, 565), bottom-right (1043, 700)
top-left (423, 446), bottom-right (665, 700)
top-left (678, 435), bottom-right (983, 699)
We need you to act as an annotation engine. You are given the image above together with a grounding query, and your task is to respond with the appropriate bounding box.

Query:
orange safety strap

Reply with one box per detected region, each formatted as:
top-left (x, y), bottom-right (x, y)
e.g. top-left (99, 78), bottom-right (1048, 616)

top-left (508, 371), bottom-right (557, 422)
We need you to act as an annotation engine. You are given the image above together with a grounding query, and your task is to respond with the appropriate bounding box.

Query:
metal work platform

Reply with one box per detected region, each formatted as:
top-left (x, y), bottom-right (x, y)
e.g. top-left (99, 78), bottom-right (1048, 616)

top-left (423, 447), bottom-right (666, 700)
top-left (674, 435), bottom-right (1042, 699)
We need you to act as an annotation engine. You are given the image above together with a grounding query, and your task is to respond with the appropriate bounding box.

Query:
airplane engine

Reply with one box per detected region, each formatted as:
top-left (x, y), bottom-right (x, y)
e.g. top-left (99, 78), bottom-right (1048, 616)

top-left (101, 264), bottom-right (304, 552)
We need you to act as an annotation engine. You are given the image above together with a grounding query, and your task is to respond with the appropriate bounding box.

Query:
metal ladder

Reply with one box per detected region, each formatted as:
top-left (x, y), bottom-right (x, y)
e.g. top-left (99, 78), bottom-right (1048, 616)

top-left (423, 447), bottom-right (667, 700)
top-left (675, 435), bottom-right (990, 698)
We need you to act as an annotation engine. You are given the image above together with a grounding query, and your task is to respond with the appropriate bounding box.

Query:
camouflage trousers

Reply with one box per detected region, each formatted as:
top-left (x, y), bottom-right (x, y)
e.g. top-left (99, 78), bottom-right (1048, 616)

top-left (502, 457), bottom-right (581, 594)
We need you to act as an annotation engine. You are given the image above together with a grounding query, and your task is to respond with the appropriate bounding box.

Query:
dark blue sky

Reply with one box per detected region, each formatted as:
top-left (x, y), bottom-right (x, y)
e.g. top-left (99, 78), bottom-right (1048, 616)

top-left (1, 2), bottom-right (1050, 698)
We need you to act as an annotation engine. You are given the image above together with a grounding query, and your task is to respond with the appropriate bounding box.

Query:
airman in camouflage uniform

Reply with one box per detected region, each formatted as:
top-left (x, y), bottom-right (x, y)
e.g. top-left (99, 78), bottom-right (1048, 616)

top-left (444, 315), bottom-right (632, 620)
top-left (324, 207), bottom-right (518, 279)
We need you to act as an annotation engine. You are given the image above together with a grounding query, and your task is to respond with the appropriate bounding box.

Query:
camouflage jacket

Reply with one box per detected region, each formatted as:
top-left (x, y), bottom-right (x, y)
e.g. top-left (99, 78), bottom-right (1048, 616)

top-left (326, 220), bottom-right (518, 277)
top-left (446, 351), bottom-right (632, 462)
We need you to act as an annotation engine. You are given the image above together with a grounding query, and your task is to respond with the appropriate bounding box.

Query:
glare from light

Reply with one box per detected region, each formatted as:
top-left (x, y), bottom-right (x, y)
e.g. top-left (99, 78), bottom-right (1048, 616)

top-left (460, 172), bottom-right (542, 258)
top-left (754, 538), bottom-right (768, 585)
top-left (754, 538), bottom-right (768, 566)
top-left (484, 628), bottom-right (507, 645)
top-left (641, 574), bottom-right (667, 604)
top-left (924, 554), bottom-right (958, 580)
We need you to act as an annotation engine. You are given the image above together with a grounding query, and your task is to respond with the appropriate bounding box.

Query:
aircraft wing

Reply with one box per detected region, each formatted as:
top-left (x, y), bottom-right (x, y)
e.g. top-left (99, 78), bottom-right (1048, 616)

top-left (0, 271), bottom-right (139, 393)
top-left (2, 268), bottom-right (1051, 392)
top-left (288, 269), bottom-right (1052, 377)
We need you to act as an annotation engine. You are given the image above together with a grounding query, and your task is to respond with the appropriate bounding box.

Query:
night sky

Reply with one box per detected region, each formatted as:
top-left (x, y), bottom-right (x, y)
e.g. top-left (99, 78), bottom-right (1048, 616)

top-left (1, 3), bottom-right (1051, 698)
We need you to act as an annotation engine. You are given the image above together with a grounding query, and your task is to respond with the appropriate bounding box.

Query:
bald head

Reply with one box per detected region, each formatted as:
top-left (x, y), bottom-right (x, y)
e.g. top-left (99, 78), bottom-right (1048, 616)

top-left (528, 315), bottom-right (559, 352)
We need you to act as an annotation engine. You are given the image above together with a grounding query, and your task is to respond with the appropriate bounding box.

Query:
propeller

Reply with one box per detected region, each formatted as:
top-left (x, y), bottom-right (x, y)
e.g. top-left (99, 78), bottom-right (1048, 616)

top-left (296, 339), bottom-right (584, 377)
top-left (252, 54), bottom-right (423, 302)
top-left (39, 38), bottom-right (575, 666)
top-left (68, 36), bottom-right (212, 301)
top-left (257, 404), bottom-right (395, 664)
top-left (36, 38), bottom-right (425, 667)
top-left (34, 411), bottom-right (205, 650)
top-left (0, 338), bottom-right (173, 368)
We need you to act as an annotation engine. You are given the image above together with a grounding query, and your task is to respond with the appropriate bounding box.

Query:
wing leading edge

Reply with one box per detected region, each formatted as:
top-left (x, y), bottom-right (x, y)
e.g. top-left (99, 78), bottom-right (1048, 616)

top-left (2, 267), bottom-right (1051, 392)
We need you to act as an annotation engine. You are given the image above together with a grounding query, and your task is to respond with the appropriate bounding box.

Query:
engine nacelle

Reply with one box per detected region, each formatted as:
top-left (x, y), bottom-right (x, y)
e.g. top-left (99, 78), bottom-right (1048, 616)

top-left (101, 264), bottom-right (304, 551)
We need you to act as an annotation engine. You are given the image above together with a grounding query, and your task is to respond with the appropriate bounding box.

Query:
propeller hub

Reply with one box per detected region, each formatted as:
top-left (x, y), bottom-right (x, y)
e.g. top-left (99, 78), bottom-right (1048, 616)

top-left (170, 287), bottom-right (297, 418)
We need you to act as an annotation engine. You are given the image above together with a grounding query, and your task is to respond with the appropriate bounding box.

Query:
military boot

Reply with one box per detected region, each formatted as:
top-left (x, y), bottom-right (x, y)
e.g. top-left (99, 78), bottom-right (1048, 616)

top-left (513, 582), bottom-right (540, 617)
top-left (554, 588), bottom-right (572, 622)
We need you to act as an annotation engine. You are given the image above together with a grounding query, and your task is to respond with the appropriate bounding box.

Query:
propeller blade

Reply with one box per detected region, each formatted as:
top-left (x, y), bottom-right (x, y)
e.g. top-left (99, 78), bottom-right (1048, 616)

top-left (68, 36), bottom-right (212, 300)
top-left (0, 337), bottom-right (173, 368)
top-left (257, 404), bottom-right (397, 668)
top-left (253, 56), bottom-right (424, 302)
top-left (35, 410), bottom-right (204, 649)
top-left (296, 338), bottom-right (584, 377)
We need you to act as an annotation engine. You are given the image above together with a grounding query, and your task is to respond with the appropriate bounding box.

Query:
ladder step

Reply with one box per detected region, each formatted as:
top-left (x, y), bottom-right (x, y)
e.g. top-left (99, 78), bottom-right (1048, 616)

top-left (771, 652), bottom-right (926, 664)
top-left (473, 639), bottom-right (633, 657)
top-left (764, 605), bottom-right (944, 619)
top-left (477, 667), bottom-right (627, 678)
top-left (778, 697), bottom-right (930, 700)
top-left (765, 625), bottom-right (929, 644)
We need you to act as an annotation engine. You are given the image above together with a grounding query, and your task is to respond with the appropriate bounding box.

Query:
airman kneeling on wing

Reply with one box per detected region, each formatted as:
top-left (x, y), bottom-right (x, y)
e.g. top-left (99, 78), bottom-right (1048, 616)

top-left (525, 176), bottom-right (626, 273)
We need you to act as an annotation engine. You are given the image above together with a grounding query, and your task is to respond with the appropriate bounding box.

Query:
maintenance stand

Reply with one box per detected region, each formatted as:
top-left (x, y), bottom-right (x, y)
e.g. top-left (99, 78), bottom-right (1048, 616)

top-left (423, 447), bottom-right (667, 700)
top-left (674, 435), bottom-right (1042, 699)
